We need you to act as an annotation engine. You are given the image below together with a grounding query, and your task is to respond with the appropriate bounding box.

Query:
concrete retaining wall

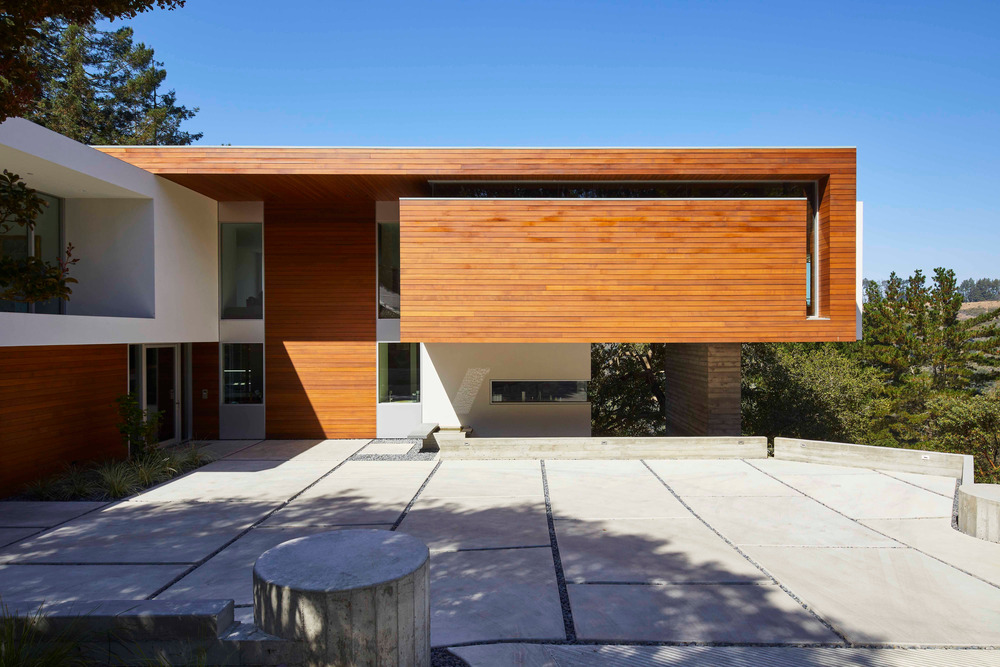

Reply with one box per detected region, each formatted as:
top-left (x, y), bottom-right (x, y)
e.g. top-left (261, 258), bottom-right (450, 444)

top-left (437, 435), bottom-right (767, 460)
top-left (773, 437), bottom-right (970, 479)
top-left (7, 599), bottom-right (301, 666)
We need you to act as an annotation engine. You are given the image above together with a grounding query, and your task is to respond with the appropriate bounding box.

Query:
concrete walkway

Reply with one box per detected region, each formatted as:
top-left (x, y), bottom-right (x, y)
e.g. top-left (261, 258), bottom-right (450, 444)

top-left (2, 439), bottom-right (1000, 666)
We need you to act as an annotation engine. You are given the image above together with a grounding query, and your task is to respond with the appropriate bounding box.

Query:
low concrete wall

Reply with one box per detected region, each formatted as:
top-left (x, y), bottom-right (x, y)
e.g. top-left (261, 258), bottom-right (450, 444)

top-left (437, 435), bottom-right (767, 460)
top-left (773, 437), bottom-right (970, 479)
top-left (958, 484), bottom-right (1000, 543)
top-left (8, 599), bottom-right (301, 666)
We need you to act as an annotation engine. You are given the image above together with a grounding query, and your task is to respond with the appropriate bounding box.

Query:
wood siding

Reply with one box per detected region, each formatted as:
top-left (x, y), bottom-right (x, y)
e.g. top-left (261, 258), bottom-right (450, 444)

top-left (191, 342), bottom-right (219, 439)
top-left (663, 343), bottom-right (741, 437)
top-left (0, 344), bottom-right (126, 494)
top-left (264, 202), bottom-right (376, 438)
top-left (399, 198), bottom-right (852, 342)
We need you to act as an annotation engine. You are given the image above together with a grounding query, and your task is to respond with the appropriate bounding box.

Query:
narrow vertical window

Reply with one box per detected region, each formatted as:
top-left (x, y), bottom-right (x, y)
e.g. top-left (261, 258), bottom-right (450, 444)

top-left (377, 222), bottom-right (400, 319)
top-left (220, 223), bottom-right (263, 319)
top-left (378, 342), bottom-right (419, 402)
top-left (806, 192), bottom-right (817, 316)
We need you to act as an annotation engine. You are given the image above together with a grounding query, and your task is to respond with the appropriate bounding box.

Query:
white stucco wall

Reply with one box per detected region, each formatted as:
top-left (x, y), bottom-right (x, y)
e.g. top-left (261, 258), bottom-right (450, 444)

top-left (63, 198), bottom-right (155, 318)
top-left (0, 118), bottom-right (219, 346)
top-left (421, 343), bottom-right (592, 437)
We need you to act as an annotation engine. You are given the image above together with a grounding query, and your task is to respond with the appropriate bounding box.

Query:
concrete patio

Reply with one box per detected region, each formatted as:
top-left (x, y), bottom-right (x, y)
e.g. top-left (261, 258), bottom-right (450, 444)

top-left (2, 439), bottom-right (1000, 666)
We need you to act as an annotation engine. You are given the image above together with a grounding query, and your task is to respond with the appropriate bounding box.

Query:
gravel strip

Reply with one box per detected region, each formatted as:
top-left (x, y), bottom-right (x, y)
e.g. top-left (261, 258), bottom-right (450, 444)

top-left (350, 438), bottom-right (439, 461)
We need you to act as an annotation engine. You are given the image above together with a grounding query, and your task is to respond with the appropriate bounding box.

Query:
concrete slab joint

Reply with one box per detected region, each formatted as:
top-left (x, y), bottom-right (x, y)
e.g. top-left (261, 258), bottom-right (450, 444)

top-left (253, 529), bottom-right (431, 667)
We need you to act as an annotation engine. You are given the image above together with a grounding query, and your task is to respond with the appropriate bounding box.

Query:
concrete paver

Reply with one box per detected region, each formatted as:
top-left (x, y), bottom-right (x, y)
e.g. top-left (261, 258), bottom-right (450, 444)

top-left (191, 439), bottom-right (260, 459)
top-left (555, 517), bottom-right (766, 583)
top-left (263, 460), bottom-right (435, 526)
top-left (683, 496), bottom-right (900, 547)
top-left (3, 446), bottom-right (999, 654)
top-left (568, 582), bottom-right (840, 643)
top-left (0, 564), bottom-right (188, 601)
top-left (645, 459), bottom-right (799, 497)
top-left (430, 547), bottom-right (565, 646)
top-left (400, 495), bottom-right (550, 552)
top-left (0, 501), bottom-right (106, 527)
top-left (0, 501), bottom-right (271, 564)
top-left (421, 460), bottom-right (543, 498)
top-left (130, 460), bottom-right (332, 504)
top-left (0, 527), bottom-right (39, 548)
top-left (157, 525), bottom-right (379, 604)
top-left (772, 473), bottom-right (954, 519)
top-left (862, 517), bottom-right (1000, 587)
top-left (451, 644), bottom-right (1000, 666)
top-left (744, 545), bottom-right (1000, 645)
top-left (545, 460), bottom-right (689, 519)
top-left (752, 459), bottom-right (876, 475)
top-left (878, 470), bottom-right (958, 497)
top-left (224, 439), bottom-right (368, 462)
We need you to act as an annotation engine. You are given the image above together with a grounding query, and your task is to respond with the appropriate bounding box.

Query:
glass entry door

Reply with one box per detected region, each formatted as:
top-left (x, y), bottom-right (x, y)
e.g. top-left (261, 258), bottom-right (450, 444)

top-left (144, 345), bottom-right (181, 445)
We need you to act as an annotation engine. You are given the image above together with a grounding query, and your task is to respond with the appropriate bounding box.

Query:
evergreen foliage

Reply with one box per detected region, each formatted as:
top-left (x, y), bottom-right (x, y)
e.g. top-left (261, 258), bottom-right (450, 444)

top-left (0, 0), bottom-right (184, 122)
top-left (742, 267), bottom-right (1000, 481)
top-left (958, 277), bottom-right (1000, 302)
top-left (28, 19), bottom-right (201, 145)
top-left (590, 343), bottom-right (668, 436)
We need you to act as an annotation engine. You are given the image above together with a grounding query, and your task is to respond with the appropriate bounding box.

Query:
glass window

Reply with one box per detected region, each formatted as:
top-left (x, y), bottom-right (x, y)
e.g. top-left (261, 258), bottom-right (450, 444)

top-left (491, 380), bottom-right (588, 403)
top-left (220, 223), bottom-right (263, 319)
top-left (223, 343), bottom-right (264, 404)
top-left (378, 342), bottom-right (419, 402)
top-left (378, 222), bottom-right (400, 319)
top-left (33, 193), bottom-right (62, 314)
top-left (1, 192), bottom-right (60, 313)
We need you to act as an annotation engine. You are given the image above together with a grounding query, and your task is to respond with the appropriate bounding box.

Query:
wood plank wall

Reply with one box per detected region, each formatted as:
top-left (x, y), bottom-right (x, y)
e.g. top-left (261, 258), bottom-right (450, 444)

top-left (0, 344), bottom-right (126, 494)
top-left (662, 343), bottom-right (741, 436)
top-left (264, 202), bottom-right (376, 438)
top-left (399, 198), bottom-right (855, 343)
top-left (191, 342), bottom-right (219, 439)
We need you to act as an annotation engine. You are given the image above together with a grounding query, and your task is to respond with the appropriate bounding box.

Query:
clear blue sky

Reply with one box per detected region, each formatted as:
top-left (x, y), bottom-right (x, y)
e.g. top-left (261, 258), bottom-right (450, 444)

top-left (120, 0), bottom-right (999, 282)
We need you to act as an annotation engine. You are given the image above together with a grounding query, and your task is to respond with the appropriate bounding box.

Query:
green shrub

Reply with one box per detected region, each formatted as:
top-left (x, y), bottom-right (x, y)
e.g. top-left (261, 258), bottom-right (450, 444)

top-left (115, 393), bottom-right (162, 459)
top-left (131, 452), bottom-right (177, 488)
top-left (92, 461), bottom-right (140, 500)
top-left (55, 466), bottom-right (96, 501)
top-left (175, 446), bottom-right (212, 472)
top-left (21, 476), bottom-right (60, 501)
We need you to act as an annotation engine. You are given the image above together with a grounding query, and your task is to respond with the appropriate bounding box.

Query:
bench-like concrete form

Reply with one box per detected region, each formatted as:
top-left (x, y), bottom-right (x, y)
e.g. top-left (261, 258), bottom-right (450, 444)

top-left (408, 423), bottom-right (439, 450)
top-left (773, 437), bottom-right (970, 479)
top-left (253, 529), bottom-right (430, 667)
top-left (959, 484), bottom-right (1000, 543)
top-left (436, 435), bottom-right (767, 460)
top-left (6, 599), bottom-right (300, 665)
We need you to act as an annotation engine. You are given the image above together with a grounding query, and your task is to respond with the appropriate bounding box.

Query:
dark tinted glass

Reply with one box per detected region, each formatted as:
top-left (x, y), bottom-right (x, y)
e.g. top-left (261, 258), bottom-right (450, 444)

top-left (491, 381), bottom-right (588, 403)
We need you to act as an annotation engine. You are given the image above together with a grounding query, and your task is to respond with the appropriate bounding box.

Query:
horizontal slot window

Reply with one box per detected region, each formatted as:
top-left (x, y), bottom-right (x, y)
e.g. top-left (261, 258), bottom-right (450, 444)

top-left (491, 380), bottom-right (588, 404)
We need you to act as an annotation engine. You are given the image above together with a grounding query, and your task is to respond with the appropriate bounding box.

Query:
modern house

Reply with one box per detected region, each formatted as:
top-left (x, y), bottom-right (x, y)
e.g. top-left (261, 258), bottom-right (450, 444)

top-left (0, 118), bottom-right (861, 492)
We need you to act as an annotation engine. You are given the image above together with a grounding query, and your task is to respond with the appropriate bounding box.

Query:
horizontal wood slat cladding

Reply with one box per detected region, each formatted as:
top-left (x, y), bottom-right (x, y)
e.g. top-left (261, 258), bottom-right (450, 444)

top-left (399, 198), bottom-right (851, 343)
top-left (96, 147), bottom-right (856, 203)
top-left (191, 342), bottom-right (219, 439)
top-left (0, 344), bottom-right (126, 494)
top-left (264, 202), bottom-right (376, 438)
top-left (663, 343), bottom-right (741, 437)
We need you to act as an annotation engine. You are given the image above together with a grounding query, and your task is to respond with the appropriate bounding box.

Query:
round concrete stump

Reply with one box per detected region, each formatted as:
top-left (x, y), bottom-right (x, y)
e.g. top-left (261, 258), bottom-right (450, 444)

top-left (253, 529), bottom-right (430, 667)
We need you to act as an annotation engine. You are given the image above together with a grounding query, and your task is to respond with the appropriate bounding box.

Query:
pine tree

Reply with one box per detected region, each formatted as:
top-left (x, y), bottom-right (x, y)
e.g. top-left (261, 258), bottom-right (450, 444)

top-left (28, 20), bottom-right (201, 145)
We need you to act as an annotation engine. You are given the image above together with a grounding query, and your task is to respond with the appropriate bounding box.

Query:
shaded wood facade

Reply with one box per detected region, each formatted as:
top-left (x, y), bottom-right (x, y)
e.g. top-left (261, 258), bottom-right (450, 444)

top-left (0, 345), bottom-right (126, 492)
